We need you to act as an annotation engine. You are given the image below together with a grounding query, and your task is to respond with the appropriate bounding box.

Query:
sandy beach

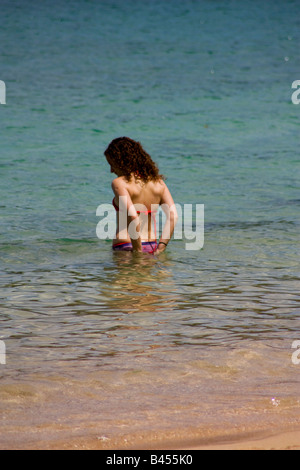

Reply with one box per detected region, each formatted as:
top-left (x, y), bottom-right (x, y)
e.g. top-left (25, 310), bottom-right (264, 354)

top-left (85, 429), bottom-right (300, 451)
top-left (185, 430), bottom-right (300, 451)
top-left (9, 428), bottom-right (299, 451)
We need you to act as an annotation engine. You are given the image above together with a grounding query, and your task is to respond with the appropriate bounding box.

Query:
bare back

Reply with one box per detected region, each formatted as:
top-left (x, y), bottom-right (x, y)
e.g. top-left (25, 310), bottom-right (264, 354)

top-left (112, 176), bottom-right (175, 244)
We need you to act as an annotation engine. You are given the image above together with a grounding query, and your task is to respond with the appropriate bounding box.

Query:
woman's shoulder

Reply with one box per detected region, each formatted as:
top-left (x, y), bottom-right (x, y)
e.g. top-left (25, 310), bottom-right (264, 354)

top-left (112, 176), bottom-right (166, 195)
top-left (150, 178), bottom-right (167, 192)
top-left (111, 176), bottom-right (127, 189)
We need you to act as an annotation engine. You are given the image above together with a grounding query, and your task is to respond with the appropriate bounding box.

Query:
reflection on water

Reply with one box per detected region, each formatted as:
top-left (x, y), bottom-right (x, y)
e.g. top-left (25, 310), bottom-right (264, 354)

top-left (1, 241), bottom-right (300, 379)
top-left (102, 251), bottom-right (178, 314)
top-left (0, 249), bottom-right (180, 379)
top-left (1, 242), bottom-right (300, 448)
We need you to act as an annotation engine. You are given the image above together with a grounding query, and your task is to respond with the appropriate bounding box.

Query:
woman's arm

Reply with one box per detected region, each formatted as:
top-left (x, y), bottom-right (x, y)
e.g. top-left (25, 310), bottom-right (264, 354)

top-left (156, 182), bottom-right (178, 254)
top-left (112, 178), bottom-right (142, 252)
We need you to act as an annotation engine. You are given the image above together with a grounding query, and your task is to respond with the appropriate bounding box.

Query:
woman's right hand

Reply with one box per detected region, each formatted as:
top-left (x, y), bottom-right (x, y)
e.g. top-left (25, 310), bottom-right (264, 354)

top-left (155, 242), bottom-right (167, 255)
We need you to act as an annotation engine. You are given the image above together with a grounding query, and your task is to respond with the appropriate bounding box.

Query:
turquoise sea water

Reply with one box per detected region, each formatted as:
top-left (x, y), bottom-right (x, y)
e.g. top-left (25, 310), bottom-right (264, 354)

top-left (0, 0), bottom-right (299, 448)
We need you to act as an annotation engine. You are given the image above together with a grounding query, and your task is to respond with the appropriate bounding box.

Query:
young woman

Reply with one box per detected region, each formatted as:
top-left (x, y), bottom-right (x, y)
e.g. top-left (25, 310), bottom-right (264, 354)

top-left (105, 137), bottom-right (178, 254)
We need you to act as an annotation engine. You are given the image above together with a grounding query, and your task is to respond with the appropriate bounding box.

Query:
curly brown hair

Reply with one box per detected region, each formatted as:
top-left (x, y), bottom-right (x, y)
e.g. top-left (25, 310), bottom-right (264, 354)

top-left (104, 137), bottom-right (165, 182)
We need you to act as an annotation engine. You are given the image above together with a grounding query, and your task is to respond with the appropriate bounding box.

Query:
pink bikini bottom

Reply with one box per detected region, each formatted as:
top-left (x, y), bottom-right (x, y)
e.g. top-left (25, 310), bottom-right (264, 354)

top-left (112, 241), bottom-right (158, 253)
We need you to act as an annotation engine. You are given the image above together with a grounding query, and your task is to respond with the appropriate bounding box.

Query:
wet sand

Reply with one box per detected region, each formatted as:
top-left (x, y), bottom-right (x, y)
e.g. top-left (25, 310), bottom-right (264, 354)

top-left (5, 428), bottom-right (299, 450)
top-left (1, 344), bottom-right (299, 451)
top-left (71, 429), bottom-right (300, 450)
top-left (184, 430), bottom-right (300, 450)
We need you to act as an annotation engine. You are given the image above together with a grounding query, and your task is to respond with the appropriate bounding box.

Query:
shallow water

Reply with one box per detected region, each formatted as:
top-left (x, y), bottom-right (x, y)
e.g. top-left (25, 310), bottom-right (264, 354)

top-left (0, 0), bottom-right (300, 448)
